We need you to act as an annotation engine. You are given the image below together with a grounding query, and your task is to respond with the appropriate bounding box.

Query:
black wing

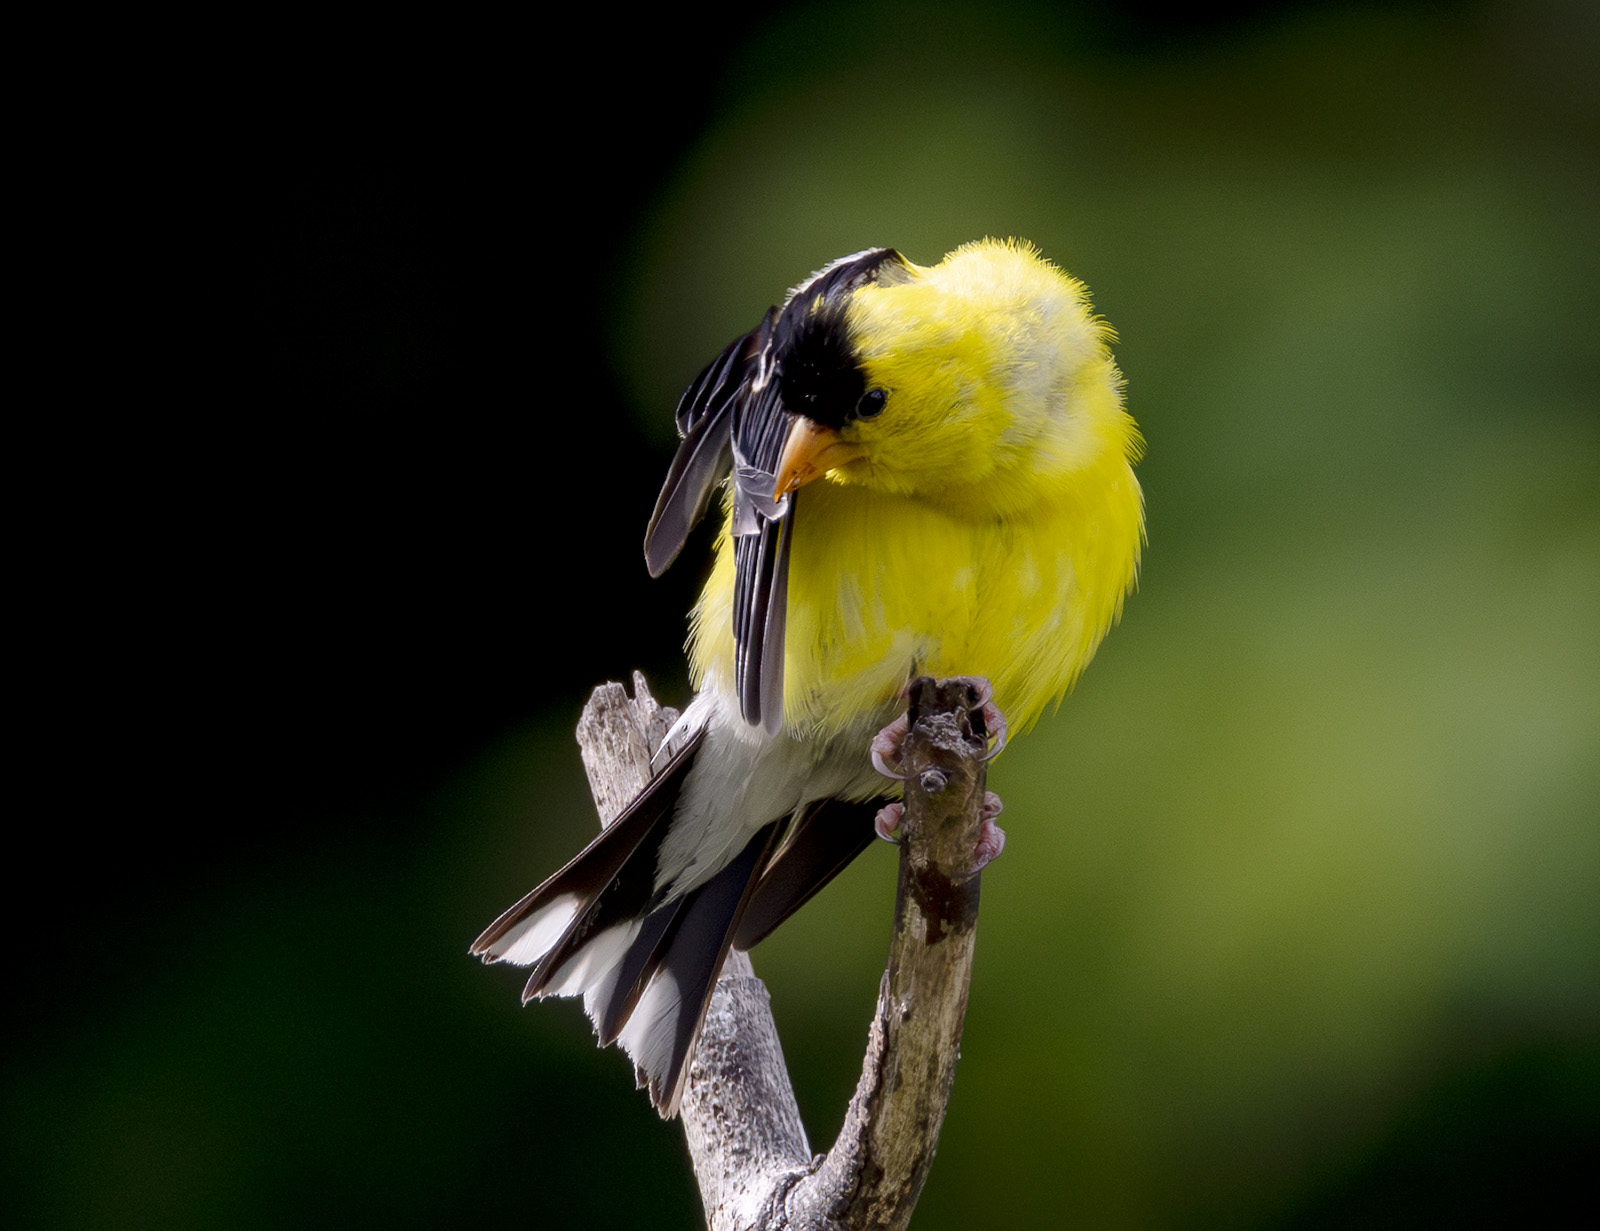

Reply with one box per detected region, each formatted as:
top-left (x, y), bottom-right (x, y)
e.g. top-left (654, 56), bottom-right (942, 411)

top-left (727, 371), bottom-right (795, 735)
top-left (639, 305), bottom-right (797, 735)
top-left (643, 311), bottom-right (774, 578)
top-left (640, 308), bottom-right (792, 733)
top-left (643, 248), bottom-right (905, 734)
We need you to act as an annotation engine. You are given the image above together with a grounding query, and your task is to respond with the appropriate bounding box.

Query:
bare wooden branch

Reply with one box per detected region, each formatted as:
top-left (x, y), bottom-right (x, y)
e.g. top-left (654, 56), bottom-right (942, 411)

top-left (576, 671), bottom-right (682, 827)
top-left (574, 674), bottom-right (990, 1231)
top-left (781, 678), bottom-right (990, 1230)
top-left (680, 951), bottom-right (815, 1229)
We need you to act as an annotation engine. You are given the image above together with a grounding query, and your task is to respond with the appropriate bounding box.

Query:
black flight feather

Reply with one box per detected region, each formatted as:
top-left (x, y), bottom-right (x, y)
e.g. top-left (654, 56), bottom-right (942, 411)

top-left (643, 248), bottom-right (907, 732)
top-left (593, 901), bottom-right (680, 1046)
top-left (468, 725), bottom-right (705, 967)
top-left (634, 819), bottom-right (782, 1116)
top-left (733, 797), bottom-right (882, 951)
top-left (643, 315), bottom-right (771, 578)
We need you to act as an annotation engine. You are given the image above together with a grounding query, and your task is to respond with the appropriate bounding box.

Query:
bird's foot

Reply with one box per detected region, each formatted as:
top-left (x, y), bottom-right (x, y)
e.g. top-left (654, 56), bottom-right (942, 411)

top-left (941, 676), bottom-right (1008, 760)
top-left (973, 790), bottom-right (1006, 870)
top-left (874, 801), bottom-right (904, 844)
top-left (873, 676), bottom-right (1008, 780)
top-left (921, 675), bottom-right (1007, 760)
top-left (871, 714), bottom-right (910, 780)
top-left (875, 793), bottom-right (1005, 867)
top-left (872, 677), bottom-right (1009, 869)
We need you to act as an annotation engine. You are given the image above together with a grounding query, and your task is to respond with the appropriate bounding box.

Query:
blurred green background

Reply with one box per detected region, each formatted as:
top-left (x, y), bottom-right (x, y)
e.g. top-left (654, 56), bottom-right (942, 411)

top-left (12, 0), bottom-right (1597, 1227)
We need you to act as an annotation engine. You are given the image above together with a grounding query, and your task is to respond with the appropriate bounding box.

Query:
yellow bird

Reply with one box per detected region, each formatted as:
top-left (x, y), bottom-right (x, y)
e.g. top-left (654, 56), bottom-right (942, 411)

top-left (474, 238), bottom-right (1144, 1115)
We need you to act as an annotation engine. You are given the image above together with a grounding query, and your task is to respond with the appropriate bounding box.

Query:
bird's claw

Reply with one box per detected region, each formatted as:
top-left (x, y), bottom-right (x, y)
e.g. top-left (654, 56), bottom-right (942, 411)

top-left (981, 702), bottom-right (1008, 760)
top-left (931, 676), bottom-right (1007, 760)
top-left (880, 793), bottom-right (1006, 868)
top-left (873, 680), bottom-right (1009, 870)
top-left (940, 672), bottom-right (1004, 758)
top-left (875, 676), bottom-right (1008, 777)
top-left (973, 790), bottom-right (1006, 871)
top-left (871, 714), bottom-right (910, 780)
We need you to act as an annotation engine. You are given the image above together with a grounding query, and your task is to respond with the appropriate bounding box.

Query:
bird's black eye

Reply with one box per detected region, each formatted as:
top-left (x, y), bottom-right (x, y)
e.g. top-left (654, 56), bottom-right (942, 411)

top-left (855, 388), bottom-right (888, 420)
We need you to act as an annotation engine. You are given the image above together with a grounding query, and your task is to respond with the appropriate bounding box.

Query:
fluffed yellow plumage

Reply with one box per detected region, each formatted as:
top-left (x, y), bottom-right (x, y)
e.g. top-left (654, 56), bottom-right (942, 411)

top-left (693, 239), bottom-right (1142, 741)
top-left (474, 238), bottom-right (1143, 1115)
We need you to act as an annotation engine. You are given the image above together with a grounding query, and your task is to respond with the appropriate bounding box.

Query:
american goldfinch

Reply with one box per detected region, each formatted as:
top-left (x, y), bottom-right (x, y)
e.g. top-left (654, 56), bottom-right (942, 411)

top-left (473, 238), bottom-right (1144, 1115)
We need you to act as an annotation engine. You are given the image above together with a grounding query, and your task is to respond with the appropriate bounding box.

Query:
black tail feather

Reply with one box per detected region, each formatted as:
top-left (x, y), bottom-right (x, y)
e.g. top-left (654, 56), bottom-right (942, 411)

top-left (634, 819), bottom-right (782, 1115)
top-left (470, 727), bottom-right (704, 963)
top-left (524, 779), bottom-right (684, 999)
top-left (473, 726), bottom-right (882, 1117)
top-left (733, 797), bottom-right (881, 951)
top-left (594, 899), bottom-right (679, 1046)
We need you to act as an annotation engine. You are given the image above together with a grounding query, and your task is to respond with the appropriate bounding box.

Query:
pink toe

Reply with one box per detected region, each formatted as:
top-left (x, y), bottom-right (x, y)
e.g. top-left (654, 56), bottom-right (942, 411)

top-left (972, 819), bottom-right (1006, 871)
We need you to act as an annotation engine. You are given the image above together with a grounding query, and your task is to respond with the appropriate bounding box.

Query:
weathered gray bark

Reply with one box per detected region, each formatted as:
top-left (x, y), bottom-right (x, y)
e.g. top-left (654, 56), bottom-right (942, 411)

top-left (576, 673), bottom-right (991, 1231)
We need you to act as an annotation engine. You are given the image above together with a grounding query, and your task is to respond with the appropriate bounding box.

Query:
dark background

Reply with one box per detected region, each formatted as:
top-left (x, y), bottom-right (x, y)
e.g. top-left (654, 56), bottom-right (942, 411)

top-left (12, 1), bottom-right (1597, 1227)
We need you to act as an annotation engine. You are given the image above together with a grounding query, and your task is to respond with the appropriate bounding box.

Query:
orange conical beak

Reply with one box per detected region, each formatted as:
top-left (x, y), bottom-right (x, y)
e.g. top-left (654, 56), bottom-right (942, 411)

top-left (773, 418), bottom-right (866, 499)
